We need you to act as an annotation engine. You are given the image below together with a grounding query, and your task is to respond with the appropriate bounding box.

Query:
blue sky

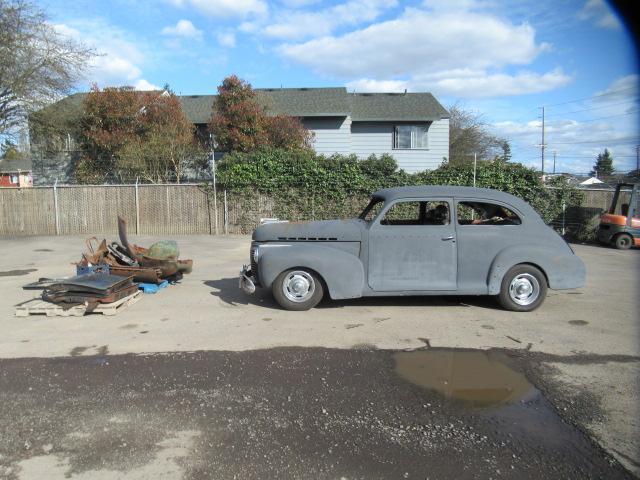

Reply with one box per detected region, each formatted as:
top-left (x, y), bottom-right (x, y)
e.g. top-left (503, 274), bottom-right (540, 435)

top-left (41, 0), bottom-right (639, 173)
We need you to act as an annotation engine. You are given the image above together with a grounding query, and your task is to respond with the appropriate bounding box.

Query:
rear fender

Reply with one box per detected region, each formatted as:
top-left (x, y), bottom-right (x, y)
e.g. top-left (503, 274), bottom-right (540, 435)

top-left (488, 244), bottom-right (586, 293)
top-left (257, 244), bottom-right (365, 299)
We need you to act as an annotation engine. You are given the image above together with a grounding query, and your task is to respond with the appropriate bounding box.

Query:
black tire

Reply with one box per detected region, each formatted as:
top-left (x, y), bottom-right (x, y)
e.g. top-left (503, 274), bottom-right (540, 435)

top-left (272, 268), bottom-right (324, 311)
top-left (614, 233), bottom-right (633, 250)
top-left (498, 264), bottom-right (548, 312)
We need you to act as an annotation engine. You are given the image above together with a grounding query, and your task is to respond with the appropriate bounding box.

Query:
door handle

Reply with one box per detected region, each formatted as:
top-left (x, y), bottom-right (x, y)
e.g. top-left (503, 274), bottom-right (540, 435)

top-left (441, 235), bottom-right (455, 241)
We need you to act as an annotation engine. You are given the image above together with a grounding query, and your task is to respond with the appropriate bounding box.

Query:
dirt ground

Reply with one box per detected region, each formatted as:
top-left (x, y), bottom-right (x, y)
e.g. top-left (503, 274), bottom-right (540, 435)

top-left (0, 235), bottom-right (638, 478)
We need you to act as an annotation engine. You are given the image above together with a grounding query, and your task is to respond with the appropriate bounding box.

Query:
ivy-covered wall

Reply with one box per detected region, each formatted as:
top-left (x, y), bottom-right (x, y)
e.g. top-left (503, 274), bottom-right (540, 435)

top-left (214, 148), bottom-right (587, 239)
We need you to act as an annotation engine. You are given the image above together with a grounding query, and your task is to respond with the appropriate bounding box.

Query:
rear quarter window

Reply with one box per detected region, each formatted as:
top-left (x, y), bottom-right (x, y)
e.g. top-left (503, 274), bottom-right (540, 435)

top-left (457, 201), bottom-right (522, 226)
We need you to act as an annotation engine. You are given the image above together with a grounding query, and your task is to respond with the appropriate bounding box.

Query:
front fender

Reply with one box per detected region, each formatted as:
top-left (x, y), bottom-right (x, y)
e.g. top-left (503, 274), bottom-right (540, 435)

top-left (487, 244), bottom-right (586, 294)
top-left (257, 244), bottom-right (365, 300)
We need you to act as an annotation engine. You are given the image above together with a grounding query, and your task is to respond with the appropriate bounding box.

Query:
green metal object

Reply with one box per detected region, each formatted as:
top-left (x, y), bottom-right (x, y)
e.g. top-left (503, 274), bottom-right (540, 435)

top-left (147, 241), bottom-right (179, 260)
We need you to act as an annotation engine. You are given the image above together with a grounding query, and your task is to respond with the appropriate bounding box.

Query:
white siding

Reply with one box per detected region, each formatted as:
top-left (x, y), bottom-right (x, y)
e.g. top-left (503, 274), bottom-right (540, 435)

top-left (351, 119), bottom-right (449, 173)
top-left (302, 116), bottom-right (351, 155)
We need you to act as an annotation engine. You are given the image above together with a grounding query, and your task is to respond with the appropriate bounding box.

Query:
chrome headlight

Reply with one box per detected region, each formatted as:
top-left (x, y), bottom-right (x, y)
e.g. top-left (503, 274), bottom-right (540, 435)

top-left (252, 246), bottom-right (259, 263)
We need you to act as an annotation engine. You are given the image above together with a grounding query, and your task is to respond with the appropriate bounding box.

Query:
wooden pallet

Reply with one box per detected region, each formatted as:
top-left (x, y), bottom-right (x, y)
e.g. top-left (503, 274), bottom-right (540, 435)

top-left (15, 290), bottom-right (143, 317)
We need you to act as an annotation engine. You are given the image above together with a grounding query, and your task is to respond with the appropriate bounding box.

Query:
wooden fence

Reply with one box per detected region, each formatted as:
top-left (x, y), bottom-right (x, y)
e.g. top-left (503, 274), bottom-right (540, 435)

top-left (0, 183), bottom-right (620, 238)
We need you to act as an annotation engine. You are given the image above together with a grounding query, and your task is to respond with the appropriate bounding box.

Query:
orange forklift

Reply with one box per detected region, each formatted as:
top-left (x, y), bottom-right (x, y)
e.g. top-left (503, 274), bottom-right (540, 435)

top-left (597, 183), bottom-right (639, 249)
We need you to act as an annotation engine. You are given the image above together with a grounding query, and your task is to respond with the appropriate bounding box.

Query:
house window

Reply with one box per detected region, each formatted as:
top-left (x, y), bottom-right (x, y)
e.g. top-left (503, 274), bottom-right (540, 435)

top-left (393, 124), bottom-right (429, 149)
top-left (10, 175), bottom-right (18, 184)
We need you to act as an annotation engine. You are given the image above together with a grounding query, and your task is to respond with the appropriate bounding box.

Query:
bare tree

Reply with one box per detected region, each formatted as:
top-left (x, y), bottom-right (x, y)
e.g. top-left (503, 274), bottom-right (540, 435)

top-left (448, 104), bottom-right (507, 165)
top-left (0, 0), bottom-right (94, 134)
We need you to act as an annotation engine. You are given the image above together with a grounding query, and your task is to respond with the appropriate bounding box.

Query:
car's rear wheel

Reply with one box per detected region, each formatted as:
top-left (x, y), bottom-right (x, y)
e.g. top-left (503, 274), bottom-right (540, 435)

top-left (272, 268), bottom-right (324, 311)
top-left (614, 233), bottom-right (633, 250)
top-left (498, 264), bottom-right (547, 312)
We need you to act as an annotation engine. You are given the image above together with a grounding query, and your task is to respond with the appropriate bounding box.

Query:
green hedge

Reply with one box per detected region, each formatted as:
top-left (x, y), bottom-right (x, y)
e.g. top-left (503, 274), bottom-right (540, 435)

top-left (213, 148), bottom-right (583, 232)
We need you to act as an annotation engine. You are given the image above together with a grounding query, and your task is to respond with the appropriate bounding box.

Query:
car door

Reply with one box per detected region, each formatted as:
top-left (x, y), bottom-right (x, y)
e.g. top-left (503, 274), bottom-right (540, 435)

top-left (367, 198), bottom-right (457, 291)
top-left (454, 198), bottom-right (525, 292)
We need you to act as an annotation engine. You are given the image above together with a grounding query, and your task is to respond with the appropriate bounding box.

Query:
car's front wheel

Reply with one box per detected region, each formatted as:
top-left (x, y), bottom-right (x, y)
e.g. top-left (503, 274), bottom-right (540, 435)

top-left (498, 264), bottom-right (547, 312)
top-left (272, 268), bottom-right (324, 311)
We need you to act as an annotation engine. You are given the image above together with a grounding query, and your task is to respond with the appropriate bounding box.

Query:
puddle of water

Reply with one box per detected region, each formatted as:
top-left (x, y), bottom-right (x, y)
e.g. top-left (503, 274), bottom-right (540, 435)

top-left (0, 268), bottom-right (37, 277)
top-left (393, 350), bottom-right (535, 408)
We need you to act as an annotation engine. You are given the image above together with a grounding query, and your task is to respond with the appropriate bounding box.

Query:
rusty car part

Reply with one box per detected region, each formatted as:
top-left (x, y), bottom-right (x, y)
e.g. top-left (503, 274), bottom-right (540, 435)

top-left (117, 216), bottom-right (194, 277)
top-left (43, 284), bottom-right (139, 304)
top-left (109, 265), bottom-right (163, 284)
top-left (107, 242), bottom-right (137, 266)
top-left (45, 273), bottom-right (133, 294)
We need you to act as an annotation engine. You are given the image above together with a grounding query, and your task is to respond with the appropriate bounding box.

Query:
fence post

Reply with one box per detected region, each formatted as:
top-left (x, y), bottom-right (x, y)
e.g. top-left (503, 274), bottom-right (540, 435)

top-left (53, 179), bottom-right (60, 235)
top-left (166, 185), bottom-right (170, 226)
top-left (223, 190), bottom-right (229, 235)
top-left (135, 178), bottom-right (140, 235)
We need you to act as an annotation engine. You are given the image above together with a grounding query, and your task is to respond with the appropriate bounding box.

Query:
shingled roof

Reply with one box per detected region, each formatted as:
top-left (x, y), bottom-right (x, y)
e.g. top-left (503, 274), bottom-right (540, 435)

top-left (0, 156), bottom-right (32, 173)
top-left (36, 87), bottom-right (449, 125)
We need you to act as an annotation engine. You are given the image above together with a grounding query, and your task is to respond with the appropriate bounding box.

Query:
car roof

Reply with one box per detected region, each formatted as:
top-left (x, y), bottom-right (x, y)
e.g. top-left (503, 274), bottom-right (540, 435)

top-left (372, 185), bottom-right (538, 217)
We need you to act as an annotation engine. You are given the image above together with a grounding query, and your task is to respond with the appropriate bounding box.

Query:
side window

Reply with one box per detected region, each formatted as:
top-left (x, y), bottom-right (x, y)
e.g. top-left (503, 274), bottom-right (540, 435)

top-left (380, 201), bottom-right (450, 226)
top-left (457, 201), bottom-right (521, 226)
top-left (381, 201), bottom-right (420, 225)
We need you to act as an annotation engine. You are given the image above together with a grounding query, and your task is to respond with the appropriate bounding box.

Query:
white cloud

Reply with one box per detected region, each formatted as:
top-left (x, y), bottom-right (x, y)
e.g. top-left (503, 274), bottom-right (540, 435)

top-left (280, 10), bottom-right (543, 78)
top-left (161, 19), bottom-right (203, 38)
top-left (578, 0), bottom-right (621, 29)
top-left (263, 0), bottom-right (398, 40)
top-left (346, 69), bottom-right (571, 97)
top-left (346, 79), bottom-right (409, 92)
top-left (53, 21), bottom-right (157, 90)
top-left (279, 8), bottom-right (568, 98)
top-left (217, 31), bottom-right (236, 47)
top-left (134, 79), bottom-right (162, 90)
top-left (593, 74), bottom-right (639, 103)
top-left (279, 0), bottom-right (321, 6)
top-left (426, 68), bottom-right (573, 97)
top-left (168, 0), bottom-right (267, 18)
top-left (493, 76), bottom-right (640, 172)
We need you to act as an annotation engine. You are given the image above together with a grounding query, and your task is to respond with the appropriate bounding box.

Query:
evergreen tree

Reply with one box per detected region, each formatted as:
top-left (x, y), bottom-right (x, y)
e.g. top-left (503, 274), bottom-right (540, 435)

top-left (590, 149), bottom-right (614, 177)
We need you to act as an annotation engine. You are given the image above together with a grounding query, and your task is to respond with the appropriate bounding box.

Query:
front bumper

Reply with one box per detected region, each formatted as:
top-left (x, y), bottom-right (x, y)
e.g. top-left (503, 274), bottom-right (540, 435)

top-left (239, 265), bottom-right (256, 294)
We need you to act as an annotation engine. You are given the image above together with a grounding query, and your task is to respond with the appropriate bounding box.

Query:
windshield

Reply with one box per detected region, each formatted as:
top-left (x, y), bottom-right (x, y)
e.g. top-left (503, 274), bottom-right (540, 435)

top-left (358, 196), bottom-right (385, 221)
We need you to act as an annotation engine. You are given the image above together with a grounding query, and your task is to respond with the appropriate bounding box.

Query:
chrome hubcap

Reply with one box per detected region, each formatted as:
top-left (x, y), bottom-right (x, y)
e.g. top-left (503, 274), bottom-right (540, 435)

top-left (283, 271), bottom-right (315, 303)
top-left (509, 273), bottom-right (540, 306)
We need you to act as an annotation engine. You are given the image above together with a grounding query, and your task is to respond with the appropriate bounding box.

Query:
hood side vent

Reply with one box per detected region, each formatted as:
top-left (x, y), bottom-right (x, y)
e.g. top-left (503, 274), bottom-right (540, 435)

top-left (276, 236), bottom-right (340, 242)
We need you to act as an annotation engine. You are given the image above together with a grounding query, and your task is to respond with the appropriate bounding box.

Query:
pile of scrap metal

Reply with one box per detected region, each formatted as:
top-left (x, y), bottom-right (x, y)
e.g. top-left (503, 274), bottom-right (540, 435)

top-left (75, 216), bottom-right (193, 284)
top-left (22, 273), bottom-right (139, 310)
top-left (42, 274), bottom-right (138, 307)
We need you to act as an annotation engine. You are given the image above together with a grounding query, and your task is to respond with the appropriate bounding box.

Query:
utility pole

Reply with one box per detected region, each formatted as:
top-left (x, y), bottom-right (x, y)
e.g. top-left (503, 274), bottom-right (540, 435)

top-left (473, 152), bottom-right (477, 187)
top-left (541, 106), bottom-right (546, 176)
top-left (552, 150), bottom-right (557, 174)
top-left (636, 145), bottom-right (639, 174)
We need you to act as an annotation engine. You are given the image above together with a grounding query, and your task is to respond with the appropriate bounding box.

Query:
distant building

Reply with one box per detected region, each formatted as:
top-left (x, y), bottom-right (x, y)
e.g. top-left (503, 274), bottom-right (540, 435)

top-left (30, 87), bottom-right (450, 184)
top-left (0, 157), bottom-right (33, 187)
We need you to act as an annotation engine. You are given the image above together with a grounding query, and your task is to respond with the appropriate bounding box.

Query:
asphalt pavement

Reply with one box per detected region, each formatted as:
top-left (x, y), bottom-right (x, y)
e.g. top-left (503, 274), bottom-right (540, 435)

top-left (0, 234), bottom-right (638, 479)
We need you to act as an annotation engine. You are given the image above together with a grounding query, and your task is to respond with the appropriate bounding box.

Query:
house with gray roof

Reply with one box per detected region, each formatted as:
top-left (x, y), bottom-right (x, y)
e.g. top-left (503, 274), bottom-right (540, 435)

top-left (180, 87), bottom-right (449, 173)
top-left (30, 87), bottom-right (449, 184)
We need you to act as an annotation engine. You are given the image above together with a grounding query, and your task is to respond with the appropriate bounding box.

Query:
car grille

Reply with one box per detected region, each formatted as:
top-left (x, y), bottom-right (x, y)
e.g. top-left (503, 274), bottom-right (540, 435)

top-left (250, 245), bottom-right (258, 281)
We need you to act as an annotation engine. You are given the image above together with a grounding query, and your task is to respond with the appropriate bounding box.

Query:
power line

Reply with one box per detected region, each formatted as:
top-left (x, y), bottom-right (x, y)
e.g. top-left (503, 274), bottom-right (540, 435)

top-left (543, 85), bottom-right (638, 108)
top-left (544, 99), bottom-right (639, 118)
top-left (546, 110), bottom-right (639, 124)
top-left (547, 136), bottom-right (640, 145)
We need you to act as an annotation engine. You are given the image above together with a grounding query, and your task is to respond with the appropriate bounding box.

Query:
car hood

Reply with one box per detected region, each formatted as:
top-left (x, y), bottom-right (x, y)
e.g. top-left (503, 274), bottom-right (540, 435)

top-left (253, 219), bottom-right (365, 242)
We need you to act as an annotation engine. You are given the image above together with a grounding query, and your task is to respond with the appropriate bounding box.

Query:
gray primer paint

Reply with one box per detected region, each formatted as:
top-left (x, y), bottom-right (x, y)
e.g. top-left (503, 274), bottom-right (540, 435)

top-left (249, 186), bottom-right (586, 300)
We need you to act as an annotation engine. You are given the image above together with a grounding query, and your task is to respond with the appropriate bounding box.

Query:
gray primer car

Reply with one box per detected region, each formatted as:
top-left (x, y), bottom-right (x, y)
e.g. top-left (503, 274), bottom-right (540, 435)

top-left (239, 186), bottom-right (585, 312)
